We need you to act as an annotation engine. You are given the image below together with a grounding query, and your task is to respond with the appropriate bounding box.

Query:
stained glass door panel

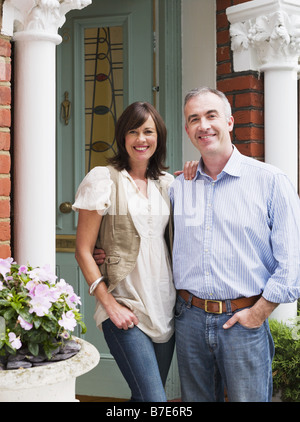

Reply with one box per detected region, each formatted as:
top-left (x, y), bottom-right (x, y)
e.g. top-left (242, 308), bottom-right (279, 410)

top-left (85, 26), bottom-right (123, 171)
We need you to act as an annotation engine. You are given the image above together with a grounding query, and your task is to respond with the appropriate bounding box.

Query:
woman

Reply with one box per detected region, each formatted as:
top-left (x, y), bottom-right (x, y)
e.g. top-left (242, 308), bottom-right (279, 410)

top-left (73, 102), bottom-right (177, 402)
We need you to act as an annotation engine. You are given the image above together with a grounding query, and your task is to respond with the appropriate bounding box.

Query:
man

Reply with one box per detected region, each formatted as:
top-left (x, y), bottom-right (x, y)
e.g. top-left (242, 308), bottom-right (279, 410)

top-left (169, 87), bottom-right (300, 402)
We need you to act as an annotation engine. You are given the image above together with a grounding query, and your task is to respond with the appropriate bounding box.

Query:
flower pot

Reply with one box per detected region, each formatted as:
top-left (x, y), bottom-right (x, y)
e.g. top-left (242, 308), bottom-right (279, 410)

top-left (0, 337), bottom-right (100, 402)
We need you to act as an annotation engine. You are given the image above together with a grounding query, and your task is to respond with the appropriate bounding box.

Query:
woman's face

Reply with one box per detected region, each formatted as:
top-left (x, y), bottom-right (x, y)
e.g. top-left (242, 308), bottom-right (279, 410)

top-left (125, 115), bottom-right (158, 166)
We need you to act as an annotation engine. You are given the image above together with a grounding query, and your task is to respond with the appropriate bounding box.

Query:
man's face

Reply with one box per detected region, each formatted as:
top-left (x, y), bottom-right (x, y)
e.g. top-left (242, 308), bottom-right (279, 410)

top-left (184, 92), bottom-right (234, 158)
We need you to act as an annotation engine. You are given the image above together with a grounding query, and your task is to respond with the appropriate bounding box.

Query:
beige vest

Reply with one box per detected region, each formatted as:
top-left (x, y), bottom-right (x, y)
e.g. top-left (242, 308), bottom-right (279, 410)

top-left (96, 165), bottom-right (173, 293)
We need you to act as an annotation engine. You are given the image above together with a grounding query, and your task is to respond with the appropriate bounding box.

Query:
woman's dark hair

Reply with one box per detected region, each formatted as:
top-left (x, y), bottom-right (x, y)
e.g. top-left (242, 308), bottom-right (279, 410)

top-left (108, 102), bottom-right (168, 179)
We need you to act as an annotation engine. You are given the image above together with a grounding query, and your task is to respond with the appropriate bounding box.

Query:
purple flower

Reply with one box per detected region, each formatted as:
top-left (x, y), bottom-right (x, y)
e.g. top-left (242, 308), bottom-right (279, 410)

top-left (18, 265), bottom-right (28, 275)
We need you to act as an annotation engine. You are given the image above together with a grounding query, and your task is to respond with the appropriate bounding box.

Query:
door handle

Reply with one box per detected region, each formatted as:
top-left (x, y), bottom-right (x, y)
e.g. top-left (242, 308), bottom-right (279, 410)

top-left (59, 201), bottom-right (73, 214)
top-left (61, 91), bottom-right (71, 125)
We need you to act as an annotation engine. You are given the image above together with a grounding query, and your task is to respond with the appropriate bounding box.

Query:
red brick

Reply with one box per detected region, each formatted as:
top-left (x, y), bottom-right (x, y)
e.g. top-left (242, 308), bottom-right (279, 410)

top-left (0, 38), bottom-right (11, 57)
top-left (217, 62), bottom-right (232, 76)
top-left (0, 131), bottom-right (10, 150)
top-left (0, 199), bottom-right (10, 218)
top-left (216, 0), bottom-right (232, 12)
top-left (217, 11), bottom-right (230, 30)
top-left (234, 126), bottom-right (264, 142)
top-left (0, 86), bottom-right (11, 105)
top-left (0, 221), bottom-right (10, 241)
top-left (0, 108), bottom-right (11, 127)
top-left (217, 29), bottom-right (230, 46)
top-left (0, 177), bottom-right (10, 196)
top-left (218, 75), bottom-right (263, 93)
top-left (233, 109), bottom-right (264, 126)
top-left (233, 0), bottom-right (251, 5)
top-left (0, 154), bottom-right (10, 173)
top-left (0, 61), bottom-right (11, 82)
top-left (0, 243), bottom-right (11, 259)
top-left (235, 92), bottom-right (264, 109)
top-left (235, 142), bottom-right (264, 158)
top-left (217, 46), bottom-right (231, 62)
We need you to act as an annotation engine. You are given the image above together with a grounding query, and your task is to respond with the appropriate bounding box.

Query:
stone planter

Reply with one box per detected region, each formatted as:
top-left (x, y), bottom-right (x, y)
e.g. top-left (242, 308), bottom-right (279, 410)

top-left (0, 337), bottom-right (100, 402)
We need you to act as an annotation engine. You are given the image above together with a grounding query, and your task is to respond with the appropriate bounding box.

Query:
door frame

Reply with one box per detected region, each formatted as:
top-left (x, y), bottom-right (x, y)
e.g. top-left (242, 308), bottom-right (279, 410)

top-left (158, 0), bottom-right (182, 173)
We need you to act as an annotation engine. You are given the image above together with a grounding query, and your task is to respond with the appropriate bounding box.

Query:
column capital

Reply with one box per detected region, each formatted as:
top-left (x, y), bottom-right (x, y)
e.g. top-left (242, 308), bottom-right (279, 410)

top-left (227, 0), bottom-right (300, 72)
top-left (1, 0), bottom-right (91, 42)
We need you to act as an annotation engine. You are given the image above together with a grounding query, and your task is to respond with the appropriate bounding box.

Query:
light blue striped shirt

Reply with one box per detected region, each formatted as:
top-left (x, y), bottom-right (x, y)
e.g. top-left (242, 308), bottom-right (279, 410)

top-left (169, 147), bottom-right (300, 303)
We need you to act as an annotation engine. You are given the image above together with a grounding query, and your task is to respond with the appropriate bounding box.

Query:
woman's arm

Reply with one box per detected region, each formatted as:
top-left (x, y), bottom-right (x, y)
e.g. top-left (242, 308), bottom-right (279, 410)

top-left (75, 209), bottom-right (138, 329)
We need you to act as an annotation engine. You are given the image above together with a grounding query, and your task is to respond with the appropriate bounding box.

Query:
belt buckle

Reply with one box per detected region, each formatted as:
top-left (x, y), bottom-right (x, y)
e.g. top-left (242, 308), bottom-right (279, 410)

top-left (205, 299), bottom-right (223, 314)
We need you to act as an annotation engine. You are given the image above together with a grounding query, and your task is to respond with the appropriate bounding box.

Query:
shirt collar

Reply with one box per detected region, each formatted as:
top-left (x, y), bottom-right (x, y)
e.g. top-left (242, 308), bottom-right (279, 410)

top-left (195, 145), bottom-right (242, 180)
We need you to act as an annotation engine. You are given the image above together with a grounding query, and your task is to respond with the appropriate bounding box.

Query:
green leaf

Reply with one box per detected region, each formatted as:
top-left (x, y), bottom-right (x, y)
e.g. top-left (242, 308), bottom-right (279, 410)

top-left (33, 318), bottom-right (41, 329)
top-left (28, 342), bottom-right (39, 356)
top-left (78, 320), bottom-right (87, 334)
top-left (3, 308), bottom-right (16, 320)
top-left (18, 308), bottom-right (33, 323)
top-left (11, 302), bottom-right (22, 312)
top-left (41, 319), bottom-right (56, 333)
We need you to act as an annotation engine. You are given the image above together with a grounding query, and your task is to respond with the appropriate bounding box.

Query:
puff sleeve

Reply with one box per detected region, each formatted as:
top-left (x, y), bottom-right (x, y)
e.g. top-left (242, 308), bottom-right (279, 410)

top-left (72, 166), bottom-right (113, 214)
top-left (159, 172), bottom-right (174, 189)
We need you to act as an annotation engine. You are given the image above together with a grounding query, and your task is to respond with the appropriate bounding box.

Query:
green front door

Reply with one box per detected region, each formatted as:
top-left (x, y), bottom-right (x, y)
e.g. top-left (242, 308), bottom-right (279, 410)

top-left (56, 0), bottom-right (181, 399)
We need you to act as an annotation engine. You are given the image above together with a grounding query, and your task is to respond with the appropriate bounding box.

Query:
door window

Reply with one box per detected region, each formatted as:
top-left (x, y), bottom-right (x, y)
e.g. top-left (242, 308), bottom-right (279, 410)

top-left (84, 26), bottom-right (123, 171)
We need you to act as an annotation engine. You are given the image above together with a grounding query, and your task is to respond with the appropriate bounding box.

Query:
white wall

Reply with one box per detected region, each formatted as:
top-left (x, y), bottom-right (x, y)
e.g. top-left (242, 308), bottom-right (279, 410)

top-left (181, 0), bottom-right (216, 162)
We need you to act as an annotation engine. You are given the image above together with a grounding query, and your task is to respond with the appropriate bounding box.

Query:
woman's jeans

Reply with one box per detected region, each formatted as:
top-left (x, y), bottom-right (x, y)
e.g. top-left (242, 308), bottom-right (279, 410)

top-left (102, 318), bottom-right (175, 402)
top-left (175, 295), bottom-right (275, 402)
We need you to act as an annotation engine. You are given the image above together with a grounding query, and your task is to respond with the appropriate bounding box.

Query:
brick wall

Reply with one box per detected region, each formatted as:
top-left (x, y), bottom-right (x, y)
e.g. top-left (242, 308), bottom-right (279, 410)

top-left (0, 35), bottom-right (11, 259)
top-left (216, 0), bottom-right (265, 160)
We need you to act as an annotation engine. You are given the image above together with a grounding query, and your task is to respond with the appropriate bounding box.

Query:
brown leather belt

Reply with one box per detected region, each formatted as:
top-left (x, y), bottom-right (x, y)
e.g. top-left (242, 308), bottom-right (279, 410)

top-left (178, 289), bottom-right (261, 314)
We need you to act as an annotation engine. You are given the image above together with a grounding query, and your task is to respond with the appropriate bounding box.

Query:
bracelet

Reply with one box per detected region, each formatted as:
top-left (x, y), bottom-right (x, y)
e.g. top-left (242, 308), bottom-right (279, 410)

top-left (89, 276), bottom-right (105, 296)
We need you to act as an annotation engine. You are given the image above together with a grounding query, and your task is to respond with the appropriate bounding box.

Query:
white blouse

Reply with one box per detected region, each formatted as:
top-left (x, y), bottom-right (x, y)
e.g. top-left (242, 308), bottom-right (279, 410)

top-left (73, 167), bottom-right (176, 343)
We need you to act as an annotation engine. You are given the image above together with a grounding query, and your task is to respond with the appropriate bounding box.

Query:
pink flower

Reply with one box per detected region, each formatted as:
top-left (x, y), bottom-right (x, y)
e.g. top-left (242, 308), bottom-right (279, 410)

top-left (58, 311), bottom-right (77, 331)
top-left (8, 332), bottom-right (22, 350)
top-left (17, 316), bottom-right (33, 331)
top-left (0, 257), bottom-right (14, 281)
top-left (29, 296), bottom-right (52, 317)
top-left (28, 264), bottom-right (57, 284)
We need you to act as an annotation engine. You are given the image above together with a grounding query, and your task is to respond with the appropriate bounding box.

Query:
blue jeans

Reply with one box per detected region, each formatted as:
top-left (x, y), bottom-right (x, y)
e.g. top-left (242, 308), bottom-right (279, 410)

top-left (175, 295), bottom-right (275, 402)
top-left (102, 318), bottom-right (175, 402)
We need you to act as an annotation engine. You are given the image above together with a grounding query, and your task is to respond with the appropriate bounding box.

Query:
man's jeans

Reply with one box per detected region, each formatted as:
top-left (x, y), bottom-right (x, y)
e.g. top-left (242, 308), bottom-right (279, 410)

top-left (103, 318), bottom-right (175, 402)
top-left (175, 295), bottom-right (275, 402)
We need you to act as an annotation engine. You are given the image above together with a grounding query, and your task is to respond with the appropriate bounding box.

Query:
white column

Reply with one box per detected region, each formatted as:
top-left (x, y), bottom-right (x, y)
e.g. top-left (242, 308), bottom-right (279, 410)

top-left (1, 0), bottom-right (91, 270)
top-left (263, 63), bottom-right (298, 187)
top-left (227, 0), bottom-right (300, 323)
